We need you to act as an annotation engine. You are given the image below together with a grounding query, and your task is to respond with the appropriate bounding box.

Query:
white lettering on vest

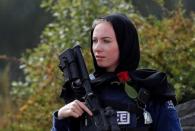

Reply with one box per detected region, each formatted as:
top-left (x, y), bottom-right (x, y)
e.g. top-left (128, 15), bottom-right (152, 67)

top-left (117, 111), bottom-right (130, 125)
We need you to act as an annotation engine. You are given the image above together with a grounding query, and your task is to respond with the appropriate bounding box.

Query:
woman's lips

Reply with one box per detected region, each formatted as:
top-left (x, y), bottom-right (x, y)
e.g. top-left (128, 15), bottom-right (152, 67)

top-left (95, 55), bottom-right (105, 60)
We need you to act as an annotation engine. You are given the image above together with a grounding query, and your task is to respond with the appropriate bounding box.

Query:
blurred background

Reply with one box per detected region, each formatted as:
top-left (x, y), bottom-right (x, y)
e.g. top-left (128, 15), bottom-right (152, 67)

top-left (0, 0), bottom-right (194, 130)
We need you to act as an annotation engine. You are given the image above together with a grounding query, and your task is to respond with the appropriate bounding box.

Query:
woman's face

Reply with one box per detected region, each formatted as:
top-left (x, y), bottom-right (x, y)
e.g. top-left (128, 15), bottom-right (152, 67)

top-left (92, 21), bottom-right (119, 72)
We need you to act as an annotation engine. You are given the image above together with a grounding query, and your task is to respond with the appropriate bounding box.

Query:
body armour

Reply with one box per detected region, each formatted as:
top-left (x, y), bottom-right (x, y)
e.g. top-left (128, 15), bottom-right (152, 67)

top-left (56, 69), bottom-right (180, 131)
top-left (88, 68), bottom-right (177, 130)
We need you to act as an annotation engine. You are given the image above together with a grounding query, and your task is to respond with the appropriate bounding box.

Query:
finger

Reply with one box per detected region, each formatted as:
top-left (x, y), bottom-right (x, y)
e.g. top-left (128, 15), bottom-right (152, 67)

top-left (72, 101), bottom-right (84, 115)
top-left (76, 100), bottom-right (93, 116)
top-left (69, 109), bottom-right (80, 118)
top-left (67, 104), bottom-right (82, 118)
top-left (70, 106), bottom-right (83, 117)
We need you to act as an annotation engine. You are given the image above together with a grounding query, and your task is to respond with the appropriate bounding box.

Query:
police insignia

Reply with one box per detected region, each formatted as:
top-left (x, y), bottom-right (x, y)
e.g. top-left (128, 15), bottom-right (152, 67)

top-left (117, 111), bottom-right (130, 125)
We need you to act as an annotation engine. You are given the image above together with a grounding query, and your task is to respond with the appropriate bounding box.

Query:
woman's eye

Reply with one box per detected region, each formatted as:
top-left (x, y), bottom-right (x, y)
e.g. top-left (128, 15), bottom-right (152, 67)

top-left (104, 39), bottom-right (111, 43)
top-left (92, 39), bottom-right (97, 43)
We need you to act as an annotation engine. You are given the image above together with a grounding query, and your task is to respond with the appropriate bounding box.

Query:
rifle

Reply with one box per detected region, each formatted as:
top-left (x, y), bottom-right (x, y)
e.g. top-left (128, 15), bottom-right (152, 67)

top-left (59, 45), bottom-right (120, 131)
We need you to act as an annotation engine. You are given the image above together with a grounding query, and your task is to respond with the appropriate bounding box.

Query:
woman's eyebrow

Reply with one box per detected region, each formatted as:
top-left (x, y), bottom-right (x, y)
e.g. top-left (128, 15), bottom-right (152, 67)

top-left (92, 36), bottom-right (112, 39)
top-left (102, 36), bottom-right (112, 39)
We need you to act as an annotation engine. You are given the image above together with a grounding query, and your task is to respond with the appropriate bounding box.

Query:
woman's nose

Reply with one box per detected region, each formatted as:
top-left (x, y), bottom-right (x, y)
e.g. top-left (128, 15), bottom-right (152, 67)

top-left (93, 42), bottom-right (103, 52)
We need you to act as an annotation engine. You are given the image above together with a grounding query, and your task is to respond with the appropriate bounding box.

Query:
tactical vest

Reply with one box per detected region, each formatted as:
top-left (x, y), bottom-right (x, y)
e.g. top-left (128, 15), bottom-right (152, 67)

top-left (86, 68), bottom-right (176, 131)
top-left (60, 69), bottom-right (176, 131)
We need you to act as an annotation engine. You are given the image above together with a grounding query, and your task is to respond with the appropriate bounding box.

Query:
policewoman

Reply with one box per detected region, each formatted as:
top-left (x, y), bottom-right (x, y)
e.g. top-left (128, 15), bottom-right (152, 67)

top-left (52, 13), bottom-right (182, 131)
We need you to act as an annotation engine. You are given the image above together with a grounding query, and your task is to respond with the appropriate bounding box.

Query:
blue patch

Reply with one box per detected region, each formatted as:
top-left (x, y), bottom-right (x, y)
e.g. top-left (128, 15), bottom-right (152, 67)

top-left (166, 100), bottom-right (175, 109)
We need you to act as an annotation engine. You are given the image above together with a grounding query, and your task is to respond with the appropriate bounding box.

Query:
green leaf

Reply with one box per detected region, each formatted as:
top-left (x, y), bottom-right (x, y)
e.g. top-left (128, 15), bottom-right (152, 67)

top-left (124, 83), bottom-right (138, 99)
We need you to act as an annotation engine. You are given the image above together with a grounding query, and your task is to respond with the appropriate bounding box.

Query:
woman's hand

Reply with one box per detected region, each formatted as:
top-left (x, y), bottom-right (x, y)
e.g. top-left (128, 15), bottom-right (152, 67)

top-left (58, 100), bottom-right (93, 119)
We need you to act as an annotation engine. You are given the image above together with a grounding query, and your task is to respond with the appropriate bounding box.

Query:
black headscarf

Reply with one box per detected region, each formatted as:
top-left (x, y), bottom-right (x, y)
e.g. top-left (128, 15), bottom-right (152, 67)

top-left (90, 13), bottom-right (140, 75)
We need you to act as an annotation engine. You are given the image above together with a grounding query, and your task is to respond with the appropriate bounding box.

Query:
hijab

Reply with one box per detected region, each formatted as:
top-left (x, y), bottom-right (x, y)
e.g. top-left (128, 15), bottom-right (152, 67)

top-left (90, 13), bottom-right (140, 75)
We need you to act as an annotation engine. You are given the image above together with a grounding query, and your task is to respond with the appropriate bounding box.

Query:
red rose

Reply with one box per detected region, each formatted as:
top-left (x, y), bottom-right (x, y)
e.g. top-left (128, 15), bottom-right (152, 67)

top-left (117, 71), bottom-right (131, 83)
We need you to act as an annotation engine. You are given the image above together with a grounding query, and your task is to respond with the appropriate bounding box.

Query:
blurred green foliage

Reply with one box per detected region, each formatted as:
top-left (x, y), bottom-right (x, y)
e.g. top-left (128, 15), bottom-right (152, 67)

top-left (138, 11), bottom-right (195, 102)
top-left (1, 0), bottom-right (194, 130)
